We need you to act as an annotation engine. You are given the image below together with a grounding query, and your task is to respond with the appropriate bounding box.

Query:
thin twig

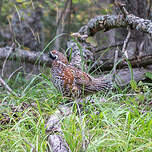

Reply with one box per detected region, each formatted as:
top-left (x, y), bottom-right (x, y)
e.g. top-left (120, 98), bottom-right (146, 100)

top-left (139, 39), bottom-right (145, 54)
top-left (56, 0), bottom-right (69, 28)
top-left (114, 1), bottom-right (131, 58)
top-left (146, 0), bottom-right (152, 19)
top-left (2, 43), bottom-right (15, 77)
top-left (0, 76), bottom-right (18, 96)
top-left (112, 48), bottom-right (119, 81)
top-left (122, 27), bottom-right (131, 58)
top-left (114, 0), bottom-right (129, 17)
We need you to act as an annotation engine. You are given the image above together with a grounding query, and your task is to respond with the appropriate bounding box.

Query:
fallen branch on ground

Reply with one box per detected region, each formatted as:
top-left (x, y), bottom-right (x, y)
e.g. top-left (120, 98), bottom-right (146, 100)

top-left (1, 47), bottom-right (152, 71)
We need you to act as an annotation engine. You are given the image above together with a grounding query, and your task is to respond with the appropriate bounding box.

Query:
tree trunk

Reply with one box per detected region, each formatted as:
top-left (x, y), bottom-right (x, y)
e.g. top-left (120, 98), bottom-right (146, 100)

top-left (55, 0), bottom-right (72, 50)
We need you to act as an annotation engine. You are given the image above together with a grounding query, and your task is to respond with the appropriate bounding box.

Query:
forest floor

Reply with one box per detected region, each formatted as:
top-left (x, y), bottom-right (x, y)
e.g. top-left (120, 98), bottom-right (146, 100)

top-left (0, 73), bottom-right (152, 152)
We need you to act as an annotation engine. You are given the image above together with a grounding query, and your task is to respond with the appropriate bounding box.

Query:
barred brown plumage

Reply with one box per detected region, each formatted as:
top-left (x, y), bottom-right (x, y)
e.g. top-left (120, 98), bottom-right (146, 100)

top-left (49, 50), bottom-right (113, 99)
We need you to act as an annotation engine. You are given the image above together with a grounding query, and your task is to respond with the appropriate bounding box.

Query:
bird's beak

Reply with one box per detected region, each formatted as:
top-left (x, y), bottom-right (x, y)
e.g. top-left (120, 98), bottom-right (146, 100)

top-left (48, 51), bottom-right (56, 60)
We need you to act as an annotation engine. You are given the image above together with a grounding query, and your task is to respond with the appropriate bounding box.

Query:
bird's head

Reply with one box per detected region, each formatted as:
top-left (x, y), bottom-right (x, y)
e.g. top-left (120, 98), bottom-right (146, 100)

top-left (49, 50), bottom-right (68, 64)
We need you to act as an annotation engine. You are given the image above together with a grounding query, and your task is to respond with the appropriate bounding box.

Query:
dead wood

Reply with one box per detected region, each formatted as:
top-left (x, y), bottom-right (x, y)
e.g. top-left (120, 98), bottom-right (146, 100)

top-left (45, 106), bottom-right (72, 152)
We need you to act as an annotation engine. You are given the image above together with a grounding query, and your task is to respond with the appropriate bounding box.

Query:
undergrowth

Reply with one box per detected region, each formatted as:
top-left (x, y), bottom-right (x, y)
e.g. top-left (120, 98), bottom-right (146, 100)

top-left (0, 73), bottom-right (152, 152)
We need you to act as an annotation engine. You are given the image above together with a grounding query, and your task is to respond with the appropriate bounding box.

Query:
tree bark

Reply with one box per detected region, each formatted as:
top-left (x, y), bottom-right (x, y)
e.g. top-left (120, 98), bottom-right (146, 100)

top-left (46, 106), bottom-right (72, 152)
top-left (55, 0), bottom-right (72, 50)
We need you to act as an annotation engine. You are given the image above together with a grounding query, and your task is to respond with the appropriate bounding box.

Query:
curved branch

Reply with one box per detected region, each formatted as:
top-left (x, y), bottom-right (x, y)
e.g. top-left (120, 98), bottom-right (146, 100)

top-left (77, 14), bottom-right (152, 39)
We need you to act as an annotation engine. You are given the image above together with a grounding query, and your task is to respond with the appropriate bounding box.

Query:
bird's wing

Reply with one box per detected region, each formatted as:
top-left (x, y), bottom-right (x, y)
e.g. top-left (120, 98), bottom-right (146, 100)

top-left (69, 66), bottom-right (94, 92)
top-left (70, 66), bottom-right (112, 93)
top-left (62, 66), bottom-right (91, 87)
top-left (75, 71), bottom-right (92, 86)
top-left (63, 65), bottom-right (112, 94)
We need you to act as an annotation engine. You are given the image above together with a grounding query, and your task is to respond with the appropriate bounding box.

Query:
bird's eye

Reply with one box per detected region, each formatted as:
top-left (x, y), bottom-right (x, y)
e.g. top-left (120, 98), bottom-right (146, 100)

top-left (49, 52), bottom-right (58, 60)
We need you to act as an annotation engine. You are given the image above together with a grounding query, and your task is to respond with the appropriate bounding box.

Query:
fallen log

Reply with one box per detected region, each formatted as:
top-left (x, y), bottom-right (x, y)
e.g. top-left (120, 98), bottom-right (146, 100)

top-left (0, 47), bottom-right (152, 71)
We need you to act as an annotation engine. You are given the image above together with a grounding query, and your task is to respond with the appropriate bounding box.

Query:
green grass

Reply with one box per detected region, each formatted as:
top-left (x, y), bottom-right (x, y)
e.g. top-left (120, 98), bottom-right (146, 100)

top-left (0, 73), bottom-right (152, 152)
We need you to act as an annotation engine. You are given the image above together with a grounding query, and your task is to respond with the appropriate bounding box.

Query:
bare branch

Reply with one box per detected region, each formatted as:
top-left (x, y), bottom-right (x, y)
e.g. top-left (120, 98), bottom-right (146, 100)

top-left (122, 27), bottom-right (131, 58)
top-left (114, 0), bottom-right (129, 17)
top-left (146, 0), bottom-right (152, 19)
top-left (112, 48), bottom-right (119, 81)
top-left (0, 76), bottom-right (18, 96)
top-left (77, 13), bottom-right (152, 40)
top-left (2, 43), bottom-right (15, 77)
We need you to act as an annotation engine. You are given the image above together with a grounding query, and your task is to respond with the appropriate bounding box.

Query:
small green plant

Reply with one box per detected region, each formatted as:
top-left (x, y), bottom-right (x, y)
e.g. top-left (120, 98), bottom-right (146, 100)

top-left (145, 72), bottom-right (152, 80)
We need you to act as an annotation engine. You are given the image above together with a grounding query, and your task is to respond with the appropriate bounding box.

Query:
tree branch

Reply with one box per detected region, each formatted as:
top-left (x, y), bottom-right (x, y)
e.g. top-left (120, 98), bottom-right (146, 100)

top-left (0, 76), bottom-right (18, 96)
top-left (76, 12), bottom-right (152, 40)
top-left (1, 46), bottom-right (152, 71)
top-left (0, 47), bottom-right (51, 67)
top-left (2, 43), bottom-right (15, 77)
top-left (122, 27), bottom-right (131, 58)
top-left (94, 53), bottom-right (152, 71)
